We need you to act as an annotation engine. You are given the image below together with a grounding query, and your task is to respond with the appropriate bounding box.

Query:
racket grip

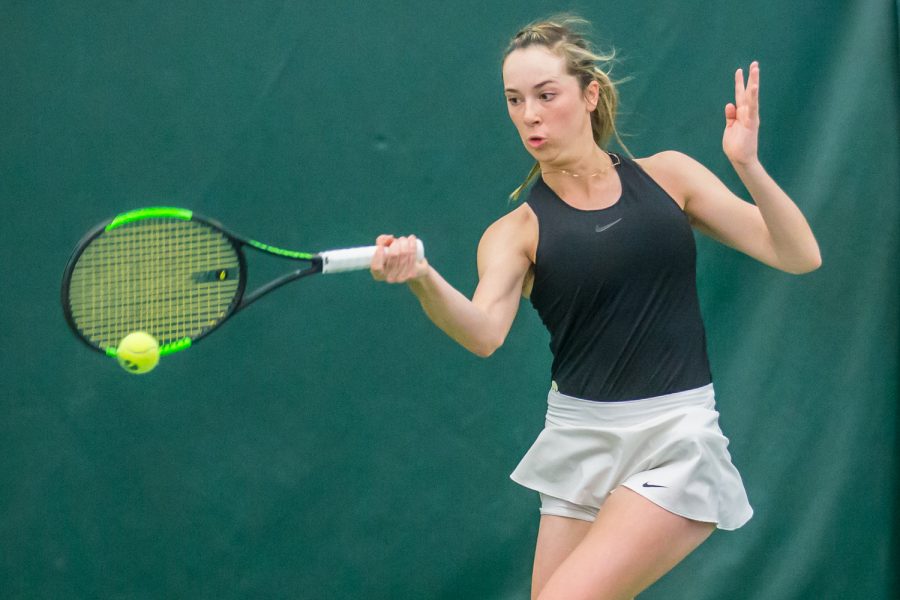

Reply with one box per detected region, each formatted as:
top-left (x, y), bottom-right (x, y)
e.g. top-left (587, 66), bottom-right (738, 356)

top-left (319, 239), bottom-right (425, 274)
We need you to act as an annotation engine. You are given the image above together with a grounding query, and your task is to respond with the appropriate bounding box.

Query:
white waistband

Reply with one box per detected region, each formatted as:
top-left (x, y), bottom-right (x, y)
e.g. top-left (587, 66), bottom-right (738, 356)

top-left (546, 383), bottom-right (716, 427)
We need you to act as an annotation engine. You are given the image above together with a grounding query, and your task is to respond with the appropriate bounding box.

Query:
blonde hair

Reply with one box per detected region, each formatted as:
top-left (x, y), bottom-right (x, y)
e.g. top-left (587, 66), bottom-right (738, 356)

top-left (504, 15), bottom-right (631, 201)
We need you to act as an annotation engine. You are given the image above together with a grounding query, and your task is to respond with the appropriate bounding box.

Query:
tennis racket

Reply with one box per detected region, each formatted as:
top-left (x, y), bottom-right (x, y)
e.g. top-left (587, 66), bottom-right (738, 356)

top-left (61, 206), bottom-right (424, 359)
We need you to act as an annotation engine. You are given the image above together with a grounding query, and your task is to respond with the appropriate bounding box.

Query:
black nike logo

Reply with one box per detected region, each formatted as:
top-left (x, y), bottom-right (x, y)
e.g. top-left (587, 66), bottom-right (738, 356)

top-left (642, 482), bottom-right (667, 488)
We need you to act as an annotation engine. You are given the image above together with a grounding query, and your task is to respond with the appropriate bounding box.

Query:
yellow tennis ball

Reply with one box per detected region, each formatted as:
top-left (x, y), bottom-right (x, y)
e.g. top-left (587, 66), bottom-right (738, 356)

top-left (116, 332), bottom-right (160, 374)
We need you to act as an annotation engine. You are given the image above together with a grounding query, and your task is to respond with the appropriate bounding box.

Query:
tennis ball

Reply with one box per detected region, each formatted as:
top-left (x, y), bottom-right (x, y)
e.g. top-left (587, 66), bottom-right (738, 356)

top-left (116, 331), bottom-right (160, 374)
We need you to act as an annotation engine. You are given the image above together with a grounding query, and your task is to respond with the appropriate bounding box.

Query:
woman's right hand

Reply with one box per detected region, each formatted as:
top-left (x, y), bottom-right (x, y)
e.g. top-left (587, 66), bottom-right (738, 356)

top-left (370, 234), bottom-right (429, 283)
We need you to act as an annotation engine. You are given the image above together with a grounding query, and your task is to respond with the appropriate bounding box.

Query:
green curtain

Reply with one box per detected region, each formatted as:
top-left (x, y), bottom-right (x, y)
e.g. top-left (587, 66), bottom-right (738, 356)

top-left (2, 1), bottom-right (897, 598)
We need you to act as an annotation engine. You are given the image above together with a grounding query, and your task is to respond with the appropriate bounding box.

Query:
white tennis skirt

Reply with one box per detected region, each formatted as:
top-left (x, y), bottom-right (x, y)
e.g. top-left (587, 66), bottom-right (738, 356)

top-left (510, 383), bottom-right (753, 531)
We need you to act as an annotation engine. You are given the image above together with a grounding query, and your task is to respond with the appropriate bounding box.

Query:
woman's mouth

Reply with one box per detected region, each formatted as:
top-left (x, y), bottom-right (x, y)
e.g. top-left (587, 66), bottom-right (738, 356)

top-left (527, 136), bottom-right (547, 148)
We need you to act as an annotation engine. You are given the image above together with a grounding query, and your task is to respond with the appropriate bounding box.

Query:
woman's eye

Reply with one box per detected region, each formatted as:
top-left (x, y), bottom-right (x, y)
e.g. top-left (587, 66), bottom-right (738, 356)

top-left (506, 97), bottom-right (521, 105)
top-left (540, 92), bottom-right (556, 101)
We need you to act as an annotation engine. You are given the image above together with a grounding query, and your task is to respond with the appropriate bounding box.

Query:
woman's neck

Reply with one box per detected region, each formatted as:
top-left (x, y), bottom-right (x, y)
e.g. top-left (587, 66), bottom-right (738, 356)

top-left (541, 145), bottom-right (615, 179)
top-left (539, 145), bottom-right (621, 210)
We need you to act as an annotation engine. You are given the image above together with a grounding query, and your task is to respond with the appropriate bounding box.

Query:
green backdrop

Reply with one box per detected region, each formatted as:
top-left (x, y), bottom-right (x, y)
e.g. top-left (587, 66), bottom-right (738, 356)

top-left (2, 1), bottom-right (897, 598)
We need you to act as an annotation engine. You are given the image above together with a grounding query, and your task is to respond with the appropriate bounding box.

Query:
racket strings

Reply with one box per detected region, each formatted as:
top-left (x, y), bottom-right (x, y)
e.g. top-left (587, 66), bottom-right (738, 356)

top-left (68, 219), bottom-right (241, 349)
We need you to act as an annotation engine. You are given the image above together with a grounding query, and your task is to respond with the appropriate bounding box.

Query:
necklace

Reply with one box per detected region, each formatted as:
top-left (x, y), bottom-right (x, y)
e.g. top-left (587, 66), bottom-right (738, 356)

top-left (543, 152), bottom-right (621, 178)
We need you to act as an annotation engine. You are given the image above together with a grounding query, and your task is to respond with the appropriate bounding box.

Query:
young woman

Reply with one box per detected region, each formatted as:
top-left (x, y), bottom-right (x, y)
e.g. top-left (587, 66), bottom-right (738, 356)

top-left (371, 16), bottom-right (821, 600)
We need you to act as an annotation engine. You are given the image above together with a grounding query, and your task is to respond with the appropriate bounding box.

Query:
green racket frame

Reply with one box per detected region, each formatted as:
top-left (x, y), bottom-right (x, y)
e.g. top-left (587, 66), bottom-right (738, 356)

top-left (61, 207), bottom-right (323, 358)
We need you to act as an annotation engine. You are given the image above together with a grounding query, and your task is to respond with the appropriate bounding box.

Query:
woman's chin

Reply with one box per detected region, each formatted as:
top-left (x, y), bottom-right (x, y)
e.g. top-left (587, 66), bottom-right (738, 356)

top-left (524, 142), bottom-right (553, 161)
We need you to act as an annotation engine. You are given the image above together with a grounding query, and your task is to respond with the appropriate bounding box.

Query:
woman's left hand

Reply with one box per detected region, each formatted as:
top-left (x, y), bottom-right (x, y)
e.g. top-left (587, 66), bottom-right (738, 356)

top-left (723, 61), bottom-right (760, 167)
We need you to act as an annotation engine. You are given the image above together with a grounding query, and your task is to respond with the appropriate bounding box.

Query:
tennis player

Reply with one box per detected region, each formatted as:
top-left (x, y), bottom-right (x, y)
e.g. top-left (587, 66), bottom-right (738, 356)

top-left (371, 15), bottom-right (821, 600)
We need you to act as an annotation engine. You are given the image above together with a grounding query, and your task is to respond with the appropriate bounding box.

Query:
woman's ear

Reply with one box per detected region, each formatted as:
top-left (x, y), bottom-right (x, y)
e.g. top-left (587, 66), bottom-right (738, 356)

top-left (584, 79), bottom-right (601, 111)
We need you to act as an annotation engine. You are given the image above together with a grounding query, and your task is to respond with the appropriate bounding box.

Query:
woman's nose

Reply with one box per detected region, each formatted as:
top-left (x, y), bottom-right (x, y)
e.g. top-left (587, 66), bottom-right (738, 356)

top-left (523, 100), bottom-right (541, 124)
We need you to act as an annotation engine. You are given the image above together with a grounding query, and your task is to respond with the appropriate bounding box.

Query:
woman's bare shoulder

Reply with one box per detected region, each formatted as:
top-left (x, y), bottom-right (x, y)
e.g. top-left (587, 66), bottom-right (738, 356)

top-left (634, 151), bottom-right (699, 209)
top-left (479, 201), bottom-right (538, 265)
top-left (483, 202), bottom-right (536, 240)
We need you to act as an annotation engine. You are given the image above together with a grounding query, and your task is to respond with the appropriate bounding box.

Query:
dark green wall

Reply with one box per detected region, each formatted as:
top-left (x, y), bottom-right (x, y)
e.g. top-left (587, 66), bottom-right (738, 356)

top-left (2, 1), bottom-right (897, 598)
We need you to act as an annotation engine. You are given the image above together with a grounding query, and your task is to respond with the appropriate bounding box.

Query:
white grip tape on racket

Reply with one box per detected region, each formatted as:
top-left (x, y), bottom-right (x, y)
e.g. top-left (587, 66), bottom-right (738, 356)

top-left (319, 239), bottom-right (425, 274)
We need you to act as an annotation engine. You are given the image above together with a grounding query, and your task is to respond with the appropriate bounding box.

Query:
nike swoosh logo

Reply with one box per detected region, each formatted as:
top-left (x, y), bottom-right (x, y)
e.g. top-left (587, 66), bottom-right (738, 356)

top-left (642, 482), bottom-right (667, 488)
top-left (595, 218), bottom-right (622, 233)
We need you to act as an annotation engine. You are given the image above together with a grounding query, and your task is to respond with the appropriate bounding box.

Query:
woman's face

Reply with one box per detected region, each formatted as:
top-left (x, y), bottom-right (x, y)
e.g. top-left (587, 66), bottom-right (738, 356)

top-left (502, 46), bottom-right (598, 164)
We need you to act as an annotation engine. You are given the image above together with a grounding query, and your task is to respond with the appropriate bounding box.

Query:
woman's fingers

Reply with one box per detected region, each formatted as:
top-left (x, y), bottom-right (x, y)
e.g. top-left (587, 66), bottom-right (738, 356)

top-left (747, 61), bottom-right (760, 122)
top-left (371, 234), bottom-right (421, 283)
top-left (370, 234), bottom-right (394, 280)
top-left (732, 62), bottom-right (760, 125)
top-left (734, 67), bottom-right (745, 108)
top-left (395, 235), bottom-right (420, 282)
top-left (724, 102), bottom-right (737, 124)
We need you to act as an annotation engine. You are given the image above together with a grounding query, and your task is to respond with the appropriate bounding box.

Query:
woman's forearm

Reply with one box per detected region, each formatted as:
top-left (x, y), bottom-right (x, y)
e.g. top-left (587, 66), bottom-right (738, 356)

top-left (406, 266), bottom-right (504, 357)
top-left (733, 159), bottom-right (822, 273)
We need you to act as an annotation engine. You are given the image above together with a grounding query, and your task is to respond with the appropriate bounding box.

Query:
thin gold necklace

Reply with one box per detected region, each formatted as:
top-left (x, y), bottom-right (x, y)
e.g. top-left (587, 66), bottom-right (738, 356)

top-left (543, 153), bottom-right (621, 178)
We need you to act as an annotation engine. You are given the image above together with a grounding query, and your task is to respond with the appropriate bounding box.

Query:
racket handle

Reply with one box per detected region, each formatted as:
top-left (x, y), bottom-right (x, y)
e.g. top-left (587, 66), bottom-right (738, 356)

top-left (319, 239), bottom-right (425, 274)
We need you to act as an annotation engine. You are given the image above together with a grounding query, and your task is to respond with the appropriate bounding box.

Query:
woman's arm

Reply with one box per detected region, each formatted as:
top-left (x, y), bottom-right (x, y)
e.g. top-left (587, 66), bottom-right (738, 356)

top-left (645, 62), bottom-right (822, 274)
top-left (649, 151), bottom-right (822, 274)
top-left (698, 157), bottom-right (821, 273)
top-left (371, 205), bottom-right (536, 356)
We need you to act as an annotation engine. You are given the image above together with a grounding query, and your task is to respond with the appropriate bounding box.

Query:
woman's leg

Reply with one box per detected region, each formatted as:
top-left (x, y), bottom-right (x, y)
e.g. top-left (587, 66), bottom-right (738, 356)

top-left (531, 514), bottom-right (592, 599)
top-left (535, 487), bottom-right (716, 600)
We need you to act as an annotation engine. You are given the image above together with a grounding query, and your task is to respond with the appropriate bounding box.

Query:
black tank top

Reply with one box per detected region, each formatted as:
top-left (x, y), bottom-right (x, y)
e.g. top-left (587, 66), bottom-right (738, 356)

top-left (526, 153), bottom-right (712, 402)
